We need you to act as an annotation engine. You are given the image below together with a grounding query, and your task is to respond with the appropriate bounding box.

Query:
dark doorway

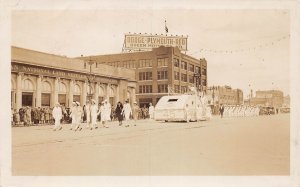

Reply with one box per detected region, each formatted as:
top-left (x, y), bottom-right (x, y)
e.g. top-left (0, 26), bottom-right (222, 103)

top-left (22, 92), bottom-right (33, 107)
top-left (41, 93), bottom-right (51, 107)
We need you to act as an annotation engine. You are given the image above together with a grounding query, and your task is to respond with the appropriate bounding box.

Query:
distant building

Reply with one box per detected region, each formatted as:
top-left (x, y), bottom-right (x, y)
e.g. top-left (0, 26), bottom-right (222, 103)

top-left (246, 90), bottom-right (284, 108)
top-left (11, 46), bottom-right (136, 109)
top-left (79, 46), bottom-right (207, 107)
top-left (283, 95), bottom-right (290, 107)
top-left (206, 85), bottom-right (243, 106)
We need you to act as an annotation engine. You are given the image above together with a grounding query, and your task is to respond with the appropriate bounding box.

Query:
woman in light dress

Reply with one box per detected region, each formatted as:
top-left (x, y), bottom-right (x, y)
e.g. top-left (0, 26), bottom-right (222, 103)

top-left (122, 100), bottom-right (132, 127)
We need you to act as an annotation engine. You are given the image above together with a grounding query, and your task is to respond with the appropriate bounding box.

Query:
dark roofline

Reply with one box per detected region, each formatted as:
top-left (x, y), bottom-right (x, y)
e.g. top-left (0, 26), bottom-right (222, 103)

top-left (11, 46), bottom-right (74, 59)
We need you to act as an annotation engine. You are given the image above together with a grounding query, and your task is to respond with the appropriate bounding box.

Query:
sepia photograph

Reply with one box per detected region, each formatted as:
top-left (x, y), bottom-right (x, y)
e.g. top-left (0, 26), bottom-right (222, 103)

top-left (1, 0), bottom-right (300, 186)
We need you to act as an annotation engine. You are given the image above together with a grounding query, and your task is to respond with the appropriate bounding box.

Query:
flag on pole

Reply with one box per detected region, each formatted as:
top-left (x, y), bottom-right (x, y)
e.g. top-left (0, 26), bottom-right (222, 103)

top-left (165, 20), bottom-right (168, 33)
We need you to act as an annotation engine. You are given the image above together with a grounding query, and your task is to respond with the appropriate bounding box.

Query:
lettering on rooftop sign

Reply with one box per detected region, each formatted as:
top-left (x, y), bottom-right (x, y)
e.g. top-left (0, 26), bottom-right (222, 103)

top-left (124, 34), bottom-right (188, 51)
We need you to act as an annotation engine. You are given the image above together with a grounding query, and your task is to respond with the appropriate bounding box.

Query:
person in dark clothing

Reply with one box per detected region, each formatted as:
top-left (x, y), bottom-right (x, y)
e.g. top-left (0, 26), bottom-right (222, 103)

top-left (219, 104), bottom-right (225, 118)
top-left (115, 102), bottom-right (124, 126)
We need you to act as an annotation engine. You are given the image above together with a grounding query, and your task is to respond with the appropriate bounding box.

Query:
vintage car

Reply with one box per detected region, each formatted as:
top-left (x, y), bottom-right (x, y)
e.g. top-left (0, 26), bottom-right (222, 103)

top-left (154, 94), bottom-right (207, 122)
top-left (259, 106), bottom-right (275, 115)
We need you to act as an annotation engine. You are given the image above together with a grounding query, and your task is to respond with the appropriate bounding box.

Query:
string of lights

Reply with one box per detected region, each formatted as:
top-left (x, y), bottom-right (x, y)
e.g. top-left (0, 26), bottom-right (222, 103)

top-left (188, 34), bottom-right (290, 56)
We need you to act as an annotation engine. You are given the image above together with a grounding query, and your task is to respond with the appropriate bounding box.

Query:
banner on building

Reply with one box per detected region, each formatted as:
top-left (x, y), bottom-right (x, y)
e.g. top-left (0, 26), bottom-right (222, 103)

top-left (124, 34), bottom-right (188, 51)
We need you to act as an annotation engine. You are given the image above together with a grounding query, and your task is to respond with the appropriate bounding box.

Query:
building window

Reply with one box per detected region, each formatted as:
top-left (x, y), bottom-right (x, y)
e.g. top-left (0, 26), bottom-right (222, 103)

top-left (181, 61), bottom-right (187, 70)
top-left (173, 58), bottom-right (179, 67)
top-left (195, 66), bottom-right (200, 74)
top-left (174, 71), bottom-right (180, 80)
top-left (139, 85), bottom-right (153, 93)
top-left (181, 73), bottom-right (187, 82)
top-left (158, 84), bottom-right (168, 93)
top-left (189, 64), bottom-right (194, 72)
top-left (139, 72), bottom-right (152, 80)
top-left (174, 85), bottom-right (180, 93)
top-left (202, 68), bottom-right (207, 75)
top-left (157, 58), bottom-right (168, 67)
top-left (181, 86), bottom-right (188, 93)
top-left (157, 71), bottom-right (168, 80)
top-left (188, 75), bottom-right (194, 83)
top-left (139, 59), bottom-right (152, 68)
top-left (122, 60), bottom-right (136, 69)
top-left (202, 79), bottom-right (207, 86)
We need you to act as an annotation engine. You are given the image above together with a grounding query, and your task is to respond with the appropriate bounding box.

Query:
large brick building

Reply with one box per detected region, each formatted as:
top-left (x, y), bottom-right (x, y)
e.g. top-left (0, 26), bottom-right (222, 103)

top-left (206, 85), bottom-right (244, 106)
top-left (79, 46), bottom-right (207, 107)
top-left (11, 46), bottom-right (136, 109)
top-left (246, 90), bottom-right (284, 108)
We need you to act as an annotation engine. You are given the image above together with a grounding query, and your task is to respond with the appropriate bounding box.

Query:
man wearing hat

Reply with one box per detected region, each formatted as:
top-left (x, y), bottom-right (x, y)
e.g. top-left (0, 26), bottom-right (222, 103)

top-left (52, 102), bottom-right (62, 131)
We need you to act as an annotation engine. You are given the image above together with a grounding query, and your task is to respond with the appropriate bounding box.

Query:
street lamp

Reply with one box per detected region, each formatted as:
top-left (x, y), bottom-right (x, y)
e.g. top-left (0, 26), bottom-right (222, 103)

top-left (86, 57), bottom-right (96, 102)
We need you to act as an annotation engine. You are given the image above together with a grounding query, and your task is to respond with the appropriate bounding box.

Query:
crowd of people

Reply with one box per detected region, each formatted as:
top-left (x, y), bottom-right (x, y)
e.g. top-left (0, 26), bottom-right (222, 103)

top-left (219, 105), bottom-right (260, 118)
top-left (11, 100), bottom-right (156, 130)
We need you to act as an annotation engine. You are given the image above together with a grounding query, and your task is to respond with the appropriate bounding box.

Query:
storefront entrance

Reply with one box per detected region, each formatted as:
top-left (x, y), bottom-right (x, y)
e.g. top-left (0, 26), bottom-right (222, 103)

top-left (73, 95), bottom-right (80, 103)
top-left (22, 92), bottom-right (33, 107)
top-left (58, 94), bottom-right (67, 106)
top-left (41, 93), bottom-right (51, 107)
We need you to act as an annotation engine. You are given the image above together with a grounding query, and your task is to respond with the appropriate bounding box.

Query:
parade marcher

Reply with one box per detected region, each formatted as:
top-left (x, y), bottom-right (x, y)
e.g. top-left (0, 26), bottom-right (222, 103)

top-left (148, 103), bottom-right (155, 120)
top-left (69, 102), bottom-right (77, 130)
top-left (115, 101), bottom-right (123, 126)
top-left (122, 100), bottom-right (132, 127)
top-left (206, 105), bottom-right (212, 120)
top-left (85, 101), bottom-right (91, 129)
top-left (74, 102), bottom-right (83, 131)
top-left (98, 102), bottom-right (108, 128)
top-left (52, 102), bottom-right (63, 131)
top-left (219, 104), bottom-right (224, 118)
top-left (104, 99), bottom-right (112, 122)
top-left (90, 99), bottom-right (99, 130)
top-left (132, 101), bottom-right (140, 126)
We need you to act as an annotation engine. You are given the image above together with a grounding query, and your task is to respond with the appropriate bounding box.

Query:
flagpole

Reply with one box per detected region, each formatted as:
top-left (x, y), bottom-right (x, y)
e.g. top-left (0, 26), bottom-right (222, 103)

top-left (165, 19), bottom-right (167, 35)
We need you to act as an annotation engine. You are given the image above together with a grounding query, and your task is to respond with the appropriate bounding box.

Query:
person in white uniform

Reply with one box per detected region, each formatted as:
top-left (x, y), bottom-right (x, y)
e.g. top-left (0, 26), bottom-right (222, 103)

top-left (74, 102), bottom-right (83, 131)
top-left (90, 99), bottom-right (98, 130)
top-left (85, 100), bottom-right (91, 129)
top-left (122, 100), bottom-right (132, 127)
top-left (69, 102), bottom-right (77, 130)
top-left (98, 102), bottom-right (108, 128)
top-left (104, 99), bottom-right (112, 122)
top-left (148, 103), bottom-right (155, 120)
top-left (52, 102), bottom-right (62, 131)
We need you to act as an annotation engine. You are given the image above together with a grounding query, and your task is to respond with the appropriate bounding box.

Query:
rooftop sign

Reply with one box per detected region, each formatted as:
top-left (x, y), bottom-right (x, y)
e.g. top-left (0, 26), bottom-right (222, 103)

top-left (124, 34), bottom-right (188, 51)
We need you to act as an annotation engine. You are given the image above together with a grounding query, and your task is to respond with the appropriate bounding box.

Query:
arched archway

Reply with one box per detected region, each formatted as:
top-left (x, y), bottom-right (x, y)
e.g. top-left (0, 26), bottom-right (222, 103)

top-left (107, 86), bottom-right (115, 106)
top-left (98, 86), bottom-right (105, 104)
top-left (58, 82), bottom-right (67, 106)
top-left (22, 78), bottom-right (35, 107)
top-left (41, 81), bottom-right (52, 106)
top-left (73, 84), bottom-right (81, 103)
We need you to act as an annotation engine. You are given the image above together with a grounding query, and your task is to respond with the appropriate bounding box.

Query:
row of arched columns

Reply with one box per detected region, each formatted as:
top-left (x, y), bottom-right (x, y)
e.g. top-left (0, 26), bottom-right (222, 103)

top-left (11, 73), bottom-right (124, 109)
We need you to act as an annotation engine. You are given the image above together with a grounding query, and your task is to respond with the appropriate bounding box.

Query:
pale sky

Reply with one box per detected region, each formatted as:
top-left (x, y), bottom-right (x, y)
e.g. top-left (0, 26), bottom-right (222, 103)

top-left (12, 9), bottom-right (290, 96)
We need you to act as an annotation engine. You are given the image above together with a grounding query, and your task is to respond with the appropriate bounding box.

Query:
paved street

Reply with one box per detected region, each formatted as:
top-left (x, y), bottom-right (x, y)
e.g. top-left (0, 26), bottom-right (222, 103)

top-left (12, 114), bottom-right (290, 176)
